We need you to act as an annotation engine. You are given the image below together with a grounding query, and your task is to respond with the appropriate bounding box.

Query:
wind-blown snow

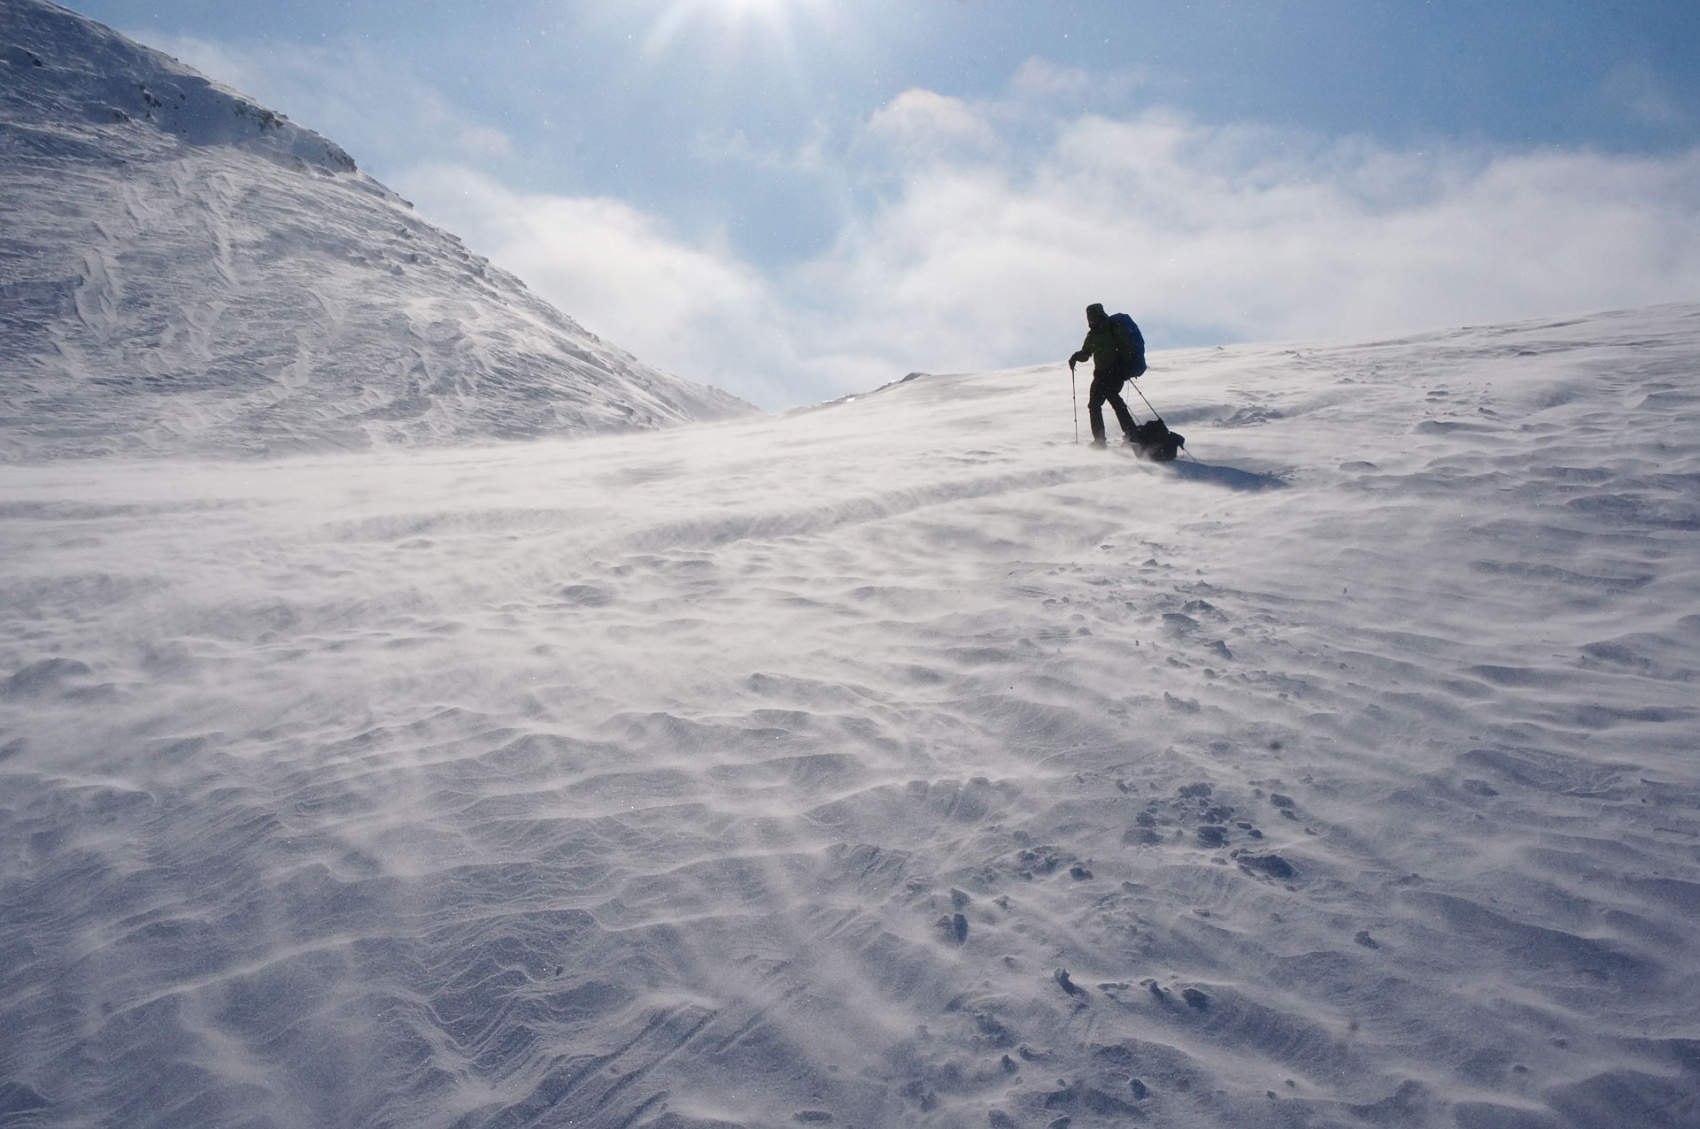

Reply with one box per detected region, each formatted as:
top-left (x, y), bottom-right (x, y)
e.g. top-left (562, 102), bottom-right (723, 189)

top-left (0, 0), bottom-right (751, 463)
top-left (3, 302), bottom-right (1698, 1127)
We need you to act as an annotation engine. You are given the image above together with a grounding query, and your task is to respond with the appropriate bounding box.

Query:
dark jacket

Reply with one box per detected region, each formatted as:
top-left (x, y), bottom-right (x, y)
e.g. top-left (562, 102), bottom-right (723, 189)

top-left (1070, 304), bottom-right (1142, 381)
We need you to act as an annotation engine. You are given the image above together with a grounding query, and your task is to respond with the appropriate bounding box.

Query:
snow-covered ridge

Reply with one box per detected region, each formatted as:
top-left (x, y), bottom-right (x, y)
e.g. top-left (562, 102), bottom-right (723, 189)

top-left (2, 0), bottom-right (356, 174)
top-left (0, 0), bottom-right (753, 461)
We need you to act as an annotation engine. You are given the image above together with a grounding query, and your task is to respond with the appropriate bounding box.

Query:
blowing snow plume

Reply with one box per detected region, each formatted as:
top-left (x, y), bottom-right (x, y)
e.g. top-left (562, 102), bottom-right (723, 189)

top-left (4, 299), bottom-right (1700, 1127)
top-left (0, 0), bottom-right (751, 462)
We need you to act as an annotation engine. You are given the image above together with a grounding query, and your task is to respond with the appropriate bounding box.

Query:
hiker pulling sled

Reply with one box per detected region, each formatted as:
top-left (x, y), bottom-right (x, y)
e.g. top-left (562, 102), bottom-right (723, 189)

top-left (1068, 303), bottom-right (1184, 462)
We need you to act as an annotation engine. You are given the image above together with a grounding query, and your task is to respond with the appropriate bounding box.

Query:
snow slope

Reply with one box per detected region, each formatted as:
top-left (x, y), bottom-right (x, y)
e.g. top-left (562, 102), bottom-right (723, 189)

top-left (3, 302), bottom-right (1700, 1129)
top-left (0, 0), bottom-right (751, 462)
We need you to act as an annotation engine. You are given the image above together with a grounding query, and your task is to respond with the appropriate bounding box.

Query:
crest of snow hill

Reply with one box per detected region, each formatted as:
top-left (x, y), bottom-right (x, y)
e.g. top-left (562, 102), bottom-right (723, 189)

top-left (0, 0), bottom-right (752, 462)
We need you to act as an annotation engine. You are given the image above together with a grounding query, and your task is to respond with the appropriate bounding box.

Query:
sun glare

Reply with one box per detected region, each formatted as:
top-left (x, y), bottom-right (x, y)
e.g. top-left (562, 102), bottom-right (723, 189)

top-left (641, 0), bottom-right (823, 60)
top-left (716, 0), bottom-right (790, 14)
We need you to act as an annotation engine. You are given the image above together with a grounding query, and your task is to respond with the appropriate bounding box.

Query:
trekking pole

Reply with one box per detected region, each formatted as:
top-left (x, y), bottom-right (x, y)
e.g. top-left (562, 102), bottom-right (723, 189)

top-left (1128, 371), bottom-right (1199, 461)
top-left (1129, 376), bottom-right (1162, 422)
top-left (1069, 361), bottom-right (1079, 443)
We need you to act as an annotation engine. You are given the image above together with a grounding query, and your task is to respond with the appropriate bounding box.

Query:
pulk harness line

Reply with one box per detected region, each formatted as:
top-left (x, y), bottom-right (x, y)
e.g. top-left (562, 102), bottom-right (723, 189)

top-left (1069, 359), bottom-right (1192, 461)
top-left (1128, 379), bottom-right (1196, 462)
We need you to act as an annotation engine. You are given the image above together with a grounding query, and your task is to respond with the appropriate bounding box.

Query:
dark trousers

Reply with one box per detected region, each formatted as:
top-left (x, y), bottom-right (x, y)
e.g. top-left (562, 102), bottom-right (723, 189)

top-left (1088, 374), bottom-right (1137, 443)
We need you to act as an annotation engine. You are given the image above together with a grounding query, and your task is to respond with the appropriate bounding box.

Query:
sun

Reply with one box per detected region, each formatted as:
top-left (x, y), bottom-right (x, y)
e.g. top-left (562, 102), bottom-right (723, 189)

top-left (641, 0), bottom-right (823, 60)
top-left (713, 0), bottom-right (791, 14)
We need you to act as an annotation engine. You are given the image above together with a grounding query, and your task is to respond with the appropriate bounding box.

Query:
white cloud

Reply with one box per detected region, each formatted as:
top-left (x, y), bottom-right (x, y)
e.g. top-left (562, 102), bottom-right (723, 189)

top-left (457, 126), bottom-right (513, 160)
top-left (399, 107), bottom-right (1700, 407)
top-left (394, 165), bottom-right (808, 406)
top-left (866, 89), bottom-right (1002, 162)
top-left (111, 33), bottom-right (1700, 409)
top-left (845, 106), bottom-right (1700, 355)
top-left (1601, 61), bottom-right (1690, 129)
top-left (1009, 57), bottom-right (1093, 99)
top-left (1009, 56), bottom-right (1152, 105)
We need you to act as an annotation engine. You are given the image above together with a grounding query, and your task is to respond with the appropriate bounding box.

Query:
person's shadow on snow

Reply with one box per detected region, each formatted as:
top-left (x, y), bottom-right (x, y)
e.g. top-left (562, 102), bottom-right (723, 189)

top-left (1164, 459), bottom-right (1287, 491)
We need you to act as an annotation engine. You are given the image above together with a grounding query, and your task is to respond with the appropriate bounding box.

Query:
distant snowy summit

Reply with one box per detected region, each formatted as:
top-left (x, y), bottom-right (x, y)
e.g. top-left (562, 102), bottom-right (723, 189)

top-left (0, 0), bottom-right (753, 462)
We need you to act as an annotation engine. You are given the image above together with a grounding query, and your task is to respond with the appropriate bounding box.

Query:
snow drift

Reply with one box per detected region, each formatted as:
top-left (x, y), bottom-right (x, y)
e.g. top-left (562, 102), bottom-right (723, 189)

top-left (3, 301), bottom-right (1699, 1127)
top-left (0, 0), bottom-right (751, 462)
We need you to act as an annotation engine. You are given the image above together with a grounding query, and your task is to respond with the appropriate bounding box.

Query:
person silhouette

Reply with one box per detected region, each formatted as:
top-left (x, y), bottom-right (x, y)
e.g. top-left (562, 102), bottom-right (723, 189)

top-left (1068, 302), bottom-right (1145, 447)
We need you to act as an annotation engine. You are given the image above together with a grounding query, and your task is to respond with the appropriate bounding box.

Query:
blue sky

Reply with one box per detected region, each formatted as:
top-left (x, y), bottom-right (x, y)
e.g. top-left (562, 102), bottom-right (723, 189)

top-left (62, 0), bottom-right (1700, 405)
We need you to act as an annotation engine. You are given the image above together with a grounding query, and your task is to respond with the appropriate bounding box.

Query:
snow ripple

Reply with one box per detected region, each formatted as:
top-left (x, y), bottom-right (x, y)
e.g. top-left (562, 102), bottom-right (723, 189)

top-left (4, 305), bottom-right (1700, 1127)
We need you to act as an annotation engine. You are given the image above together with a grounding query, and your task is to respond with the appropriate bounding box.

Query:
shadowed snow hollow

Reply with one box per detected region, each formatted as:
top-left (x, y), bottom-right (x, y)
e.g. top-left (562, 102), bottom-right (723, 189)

top-left (0, 0), bottom-right (752, 462)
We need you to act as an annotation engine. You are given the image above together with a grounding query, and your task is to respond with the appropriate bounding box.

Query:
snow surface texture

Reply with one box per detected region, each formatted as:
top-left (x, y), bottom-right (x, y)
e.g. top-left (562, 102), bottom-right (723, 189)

top-left (4, 302), bottom-right (1699, 1128)
top-left (0, 0), bottom-right (751, 463)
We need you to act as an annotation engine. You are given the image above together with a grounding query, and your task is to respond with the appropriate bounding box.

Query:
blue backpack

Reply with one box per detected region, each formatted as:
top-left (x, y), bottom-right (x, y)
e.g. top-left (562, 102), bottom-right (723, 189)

top-left (1108, 312), bottom-right (1147, 378)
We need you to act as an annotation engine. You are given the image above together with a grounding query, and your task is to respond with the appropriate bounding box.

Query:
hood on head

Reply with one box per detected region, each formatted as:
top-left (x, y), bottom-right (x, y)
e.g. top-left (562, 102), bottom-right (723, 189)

top-left (1086, 303), bottom-right (1107, 328)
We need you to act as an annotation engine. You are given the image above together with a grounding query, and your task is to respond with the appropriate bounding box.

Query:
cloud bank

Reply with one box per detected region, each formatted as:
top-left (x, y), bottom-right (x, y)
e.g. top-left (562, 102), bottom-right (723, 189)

top-left (120, 34), bottom-right (1700, 408)
top-left (404, 88), bottom-right (1700, 407)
